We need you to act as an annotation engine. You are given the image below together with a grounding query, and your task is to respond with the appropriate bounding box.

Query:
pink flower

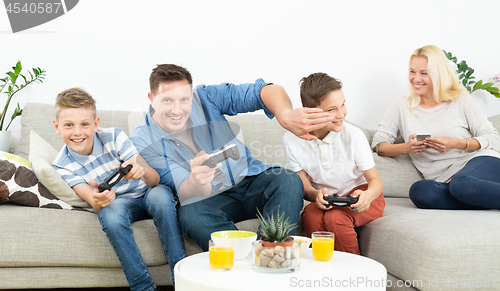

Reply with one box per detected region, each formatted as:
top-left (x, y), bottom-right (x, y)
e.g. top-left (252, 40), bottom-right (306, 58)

top-left (494, 74), bottom-right (500, 82)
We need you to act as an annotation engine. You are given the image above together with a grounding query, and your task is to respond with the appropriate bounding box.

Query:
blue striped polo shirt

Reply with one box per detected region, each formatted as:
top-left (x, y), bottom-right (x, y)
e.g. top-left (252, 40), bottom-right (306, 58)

top-left (52, 127), bottom-right (148, 198)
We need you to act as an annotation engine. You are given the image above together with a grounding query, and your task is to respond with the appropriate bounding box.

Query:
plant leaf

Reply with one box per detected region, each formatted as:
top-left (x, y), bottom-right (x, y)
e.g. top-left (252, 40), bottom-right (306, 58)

top-left (487, 87), bottom-right (499, 93)
top-left (20, 74), bottom-right (27, 84)
top-left (480, 82), bottom-right (494, 89)
top-left (14, 61), bottom-right (22, 75)
top-left (473, 80), bottom-right (482, 91)
top-left (7, 71), bottom-right (17, 83)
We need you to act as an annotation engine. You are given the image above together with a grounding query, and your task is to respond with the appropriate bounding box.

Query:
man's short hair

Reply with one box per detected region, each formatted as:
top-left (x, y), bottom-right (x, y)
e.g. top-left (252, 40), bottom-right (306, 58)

top-left (55, 87), bottom-right (96, 119)
top-left (299, 72), bottom-right (342, 108)
top-left (150, 64), bottom-right (193, 96)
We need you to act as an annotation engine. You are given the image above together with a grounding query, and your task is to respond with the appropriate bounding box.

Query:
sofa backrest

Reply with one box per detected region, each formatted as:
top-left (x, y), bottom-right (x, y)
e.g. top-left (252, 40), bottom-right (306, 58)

top-left (226, 114), bottom-right (288, 167)
top-left (16, 102), bottom-right (500, 199)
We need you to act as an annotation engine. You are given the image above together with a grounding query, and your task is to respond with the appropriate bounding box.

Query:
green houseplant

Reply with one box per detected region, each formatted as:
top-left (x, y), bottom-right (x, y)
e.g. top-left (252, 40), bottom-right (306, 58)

top-left (256, 206), bottom-right (297, 247)
top-left (1, 61), bottom-right (46, 131)
top-left (0, 61), bottom-right (45, 152)
top-left (443, 50), bottom-right (500, 98)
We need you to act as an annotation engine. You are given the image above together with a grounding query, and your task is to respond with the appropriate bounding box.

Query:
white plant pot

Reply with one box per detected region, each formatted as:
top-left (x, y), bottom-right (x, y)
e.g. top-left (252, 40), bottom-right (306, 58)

top-left (0, 131), bottom-right (12, 152)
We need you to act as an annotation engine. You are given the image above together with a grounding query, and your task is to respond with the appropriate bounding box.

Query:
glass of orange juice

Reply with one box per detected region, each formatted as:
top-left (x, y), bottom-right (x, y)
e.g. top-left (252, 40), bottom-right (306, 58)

top-left (312, 231), bottom-right (335, 261)
top-left (209, 240), bottom-right (234, 270)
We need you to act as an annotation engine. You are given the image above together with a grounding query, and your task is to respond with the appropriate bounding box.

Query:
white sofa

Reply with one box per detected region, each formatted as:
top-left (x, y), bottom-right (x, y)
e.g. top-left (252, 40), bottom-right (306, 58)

top-left (1, 102), bottom-right (500, 290)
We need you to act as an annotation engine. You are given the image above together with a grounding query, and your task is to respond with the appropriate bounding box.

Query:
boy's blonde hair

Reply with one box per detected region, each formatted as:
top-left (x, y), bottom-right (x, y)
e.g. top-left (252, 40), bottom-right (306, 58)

top-left (406, 45), bottom-right (466, 115)
top-left (55, 88), bottom-right (96, 119)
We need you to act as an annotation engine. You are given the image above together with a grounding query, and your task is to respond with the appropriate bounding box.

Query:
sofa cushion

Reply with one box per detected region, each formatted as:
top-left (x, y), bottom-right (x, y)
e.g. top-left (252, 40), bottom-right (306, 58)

top-left (29, 130), bottom-right (91, 209)
top-left (0, 204), bottom-right (167, 268)
top-left (359, 197), bottom-right (500, 290)
top-left (226, 114), bottom-right (289, 167)
top-left (488, 114), bottom-right (500, 132)
top-left (373, 153), bottom-right (423, 198)
top-left (0, 152), bottom-right (74, 210)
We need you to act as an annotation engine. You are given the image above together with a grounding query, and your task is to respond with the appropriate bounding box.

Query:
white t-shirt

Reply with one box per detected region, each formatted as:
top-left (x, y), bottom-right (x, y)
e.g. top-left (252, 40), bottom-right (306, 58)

top-left (283, 122), bottom-right (375, 197)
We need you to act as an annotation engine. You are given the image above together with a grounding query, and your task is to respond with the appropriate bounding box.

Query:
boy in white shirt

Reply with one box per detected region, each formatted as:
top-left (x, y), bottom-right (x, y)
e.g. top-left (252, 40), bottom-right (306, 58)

top-left (283, 73), bottom-right (385, 255)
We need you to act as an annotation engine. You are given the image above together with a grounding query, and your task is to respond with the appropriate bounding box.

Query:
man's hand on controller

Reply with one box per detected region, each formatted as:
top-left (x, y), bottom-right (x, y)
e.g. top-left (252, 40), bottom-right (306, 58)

top-left (278, 108), bottom-right (334, 141)
top-left (349, 190), bottom-right (370, 213)
top-left (89, 179), bottom-right (116, 208)
top-left (315, 188), bottom-right (332, 210)
top-left (189, 151), bottom-right (221, 187)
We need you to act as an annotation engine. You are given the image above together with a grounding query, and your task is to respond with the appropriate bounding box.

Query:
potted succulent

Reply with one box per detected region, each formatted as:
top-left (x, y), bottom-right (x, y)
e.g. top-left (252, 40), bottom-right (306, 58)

top-left (254, 206), bottom-right (301, 270)
top-left (256, 206), bottom-right (297, 247)
top-left (0, 61), bottom-right (46, 152)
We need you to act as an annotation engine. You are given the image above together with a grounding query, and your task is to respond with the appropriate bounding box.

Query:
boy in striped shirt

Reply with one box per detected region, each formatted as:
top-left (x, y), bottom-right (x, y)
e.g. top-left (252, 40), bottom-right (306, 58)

top-left (52, 88), bottom-right (185, 291)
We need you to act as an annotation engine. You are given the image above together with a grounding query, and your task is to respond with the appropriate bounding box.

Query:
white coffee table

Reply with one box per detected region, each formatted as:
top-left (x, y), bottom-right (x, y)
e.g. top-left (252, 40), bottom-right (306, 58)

top-left (174, 249), bottom-right (387, 290)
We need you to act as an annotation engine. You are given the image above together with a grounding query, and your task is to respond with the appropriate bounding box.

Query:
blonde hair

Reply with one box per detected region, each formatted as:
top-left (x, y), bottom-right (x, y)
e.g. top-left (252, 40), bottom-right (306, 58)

top-left (55, 88), bottom-right (96, 119)
top-left (405, 45), bottom-right (466, 114)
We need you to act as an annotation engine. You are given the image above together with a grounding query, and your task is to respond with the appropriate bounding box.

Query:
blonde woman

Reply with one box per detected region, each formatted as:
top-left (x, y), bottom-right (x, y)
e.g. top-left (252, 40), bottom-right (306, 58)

top-left (372, 44), bottom-right (500, 210)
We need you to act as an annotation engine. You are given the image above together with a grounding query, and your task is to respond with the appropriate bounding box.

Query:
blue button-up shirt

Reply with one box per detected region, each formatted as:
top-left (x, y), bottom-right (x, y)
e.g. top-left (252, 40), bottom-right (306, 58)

top-left (131, 79), bottom-right (277, 202)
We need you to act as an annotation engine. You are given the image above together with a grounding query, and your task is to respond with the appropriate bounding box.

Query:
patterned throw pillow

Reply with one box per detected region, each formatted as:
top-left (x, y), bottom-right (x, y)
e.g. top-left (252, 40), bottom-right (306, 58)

top-left (0, 151), bottom-right (75, 209)
top-left (29, 130), bottom-right (91, 208)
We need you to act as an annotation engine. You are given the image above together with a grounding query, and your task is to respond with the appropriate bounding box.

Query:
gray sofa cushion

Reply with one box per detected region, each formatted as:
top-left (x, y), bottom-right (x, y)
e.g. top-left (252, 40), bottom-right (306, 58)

top-left (226, 113), bottom-right (288, 167)
top-left (360, 198), bottom-right (500, 290)
top-left (489, 114), bottom-right (500, 131)
top-left (1, 203), bottom-right (165, 268)
top-left (373, 153), bottom-right (423, 198)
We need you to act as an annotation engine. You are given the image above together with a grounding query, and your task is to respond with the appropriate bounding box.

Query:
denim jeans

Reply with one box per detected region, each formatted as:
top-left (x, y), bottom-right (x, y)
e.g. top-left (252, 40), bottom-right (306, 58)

top-left (409, 156), bottom-right (500, 210)
top-left (178, 167), bottom-right (304, 251)
top-left (98, 184), bottom-right (186, 291)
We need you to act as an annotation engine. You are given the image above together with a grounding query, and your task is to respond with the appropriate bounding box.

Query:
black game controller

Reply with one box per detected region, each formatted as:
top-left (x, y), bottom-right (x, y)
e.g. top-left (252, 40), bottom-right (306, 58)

top-left (98, 164), bottom-right (133, 192)
top-left (201, 144), bottom-right (240, 168)
top-left (324, 193), bottom-right (359, 208)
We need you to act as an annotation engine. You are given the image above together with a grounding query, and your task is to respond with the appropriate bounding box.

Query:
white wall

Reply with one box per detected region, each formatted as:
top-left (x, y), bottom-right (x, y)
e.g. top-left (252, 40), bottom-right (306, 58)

top-left (1, 0), bottom-right (500, 147)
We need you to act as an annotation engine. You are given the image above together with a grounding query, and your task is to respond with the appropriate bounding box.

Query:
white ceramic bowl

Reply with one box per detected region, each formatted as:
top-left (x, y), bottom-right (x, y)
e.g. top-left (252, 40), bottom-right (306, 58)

top-left (291, 236), bottom-right (312, 253)
top-left (211, 230), bottom-right (257, 260)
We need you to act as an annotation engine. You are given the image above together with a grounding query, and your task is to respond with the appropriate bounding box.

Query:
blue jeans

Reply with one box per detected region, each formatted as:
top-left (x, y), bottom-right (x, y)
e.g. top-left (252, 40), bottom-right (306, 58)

top-left (178, 167), bottom-right (304, 251)
top-left (409, 156), bottom-right (500, 210)
top-left (98, 184), bottom-right (186, 291)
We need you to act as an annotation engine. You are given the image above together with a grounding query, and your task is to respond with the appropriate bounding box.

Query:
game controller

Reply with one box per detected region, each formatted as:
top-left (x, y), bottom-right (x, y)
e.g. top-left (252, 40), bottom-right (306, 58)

top-left (324, 193), bottom-right (359, 208)
top-left (98, 164), bottom-right (133, 192)
top-left (201, 144), bottom-right (240, 168)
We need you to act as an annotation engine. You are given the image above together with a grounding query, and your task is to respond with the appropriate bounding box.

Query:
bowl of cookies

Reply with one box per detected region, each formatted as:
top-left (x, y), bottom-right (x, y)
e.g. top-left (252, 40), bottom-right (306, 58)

top-left (291, 236), bottom-right (312, 253)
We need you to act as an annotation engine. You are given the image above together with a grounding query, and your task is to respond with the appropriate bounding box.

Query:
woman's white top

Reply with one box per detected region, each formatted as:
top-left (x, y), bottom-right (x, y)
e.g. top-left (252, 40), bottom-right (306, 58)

top-left (372, 93), bottom-right (500, 182)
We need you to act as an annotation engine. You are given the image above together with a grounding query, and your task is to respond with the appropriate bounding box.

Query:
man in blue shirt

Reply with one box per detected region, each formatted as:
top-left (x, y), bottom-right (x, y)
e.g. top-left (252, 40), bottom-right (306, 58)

top-left (131, 64), bottom-right (334, 251)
